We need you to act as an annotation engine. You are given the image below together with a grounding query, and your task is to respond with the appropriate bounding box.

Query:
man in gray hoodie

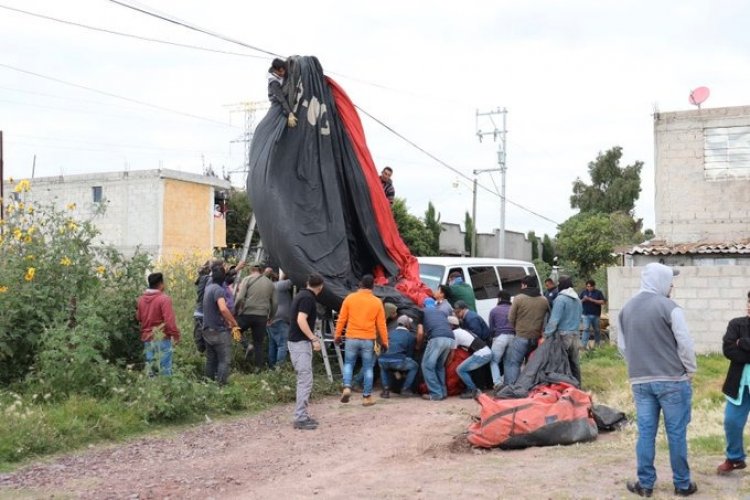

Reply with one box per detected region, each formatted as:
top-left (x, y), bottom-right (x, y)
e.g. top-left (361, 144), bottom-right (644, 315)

top-left (543, 276), bottom-right (583, 385)
top-left (619, 263), bottom-right (697, 498)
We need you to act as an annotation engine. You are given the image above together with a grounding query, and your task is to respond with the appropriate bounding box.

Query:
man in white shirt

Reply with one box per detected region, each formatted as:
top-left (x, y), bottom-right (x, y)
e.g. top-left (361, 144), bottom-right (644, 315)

top-left (447, 315), bottom-right (492, 399)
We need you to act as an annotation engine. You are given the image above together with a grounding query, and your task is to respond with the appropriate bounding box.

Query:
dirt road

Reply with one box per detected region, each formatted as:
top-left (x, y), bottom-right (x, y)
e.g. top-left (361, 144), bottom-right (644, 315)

top-left (0, 394), bottom-right (744, 499)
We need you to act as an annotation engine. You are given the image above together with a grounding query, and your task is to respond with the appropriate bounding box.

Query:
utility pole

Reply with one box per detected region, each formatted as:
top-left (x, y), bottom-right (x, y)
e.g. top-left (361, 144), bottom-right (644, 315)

top-left (225, 101), bottom-right (269, 180)
top-left (471, 178), bottom-right (477, 256)
top-left (476, 107), bottom-right (508, 258)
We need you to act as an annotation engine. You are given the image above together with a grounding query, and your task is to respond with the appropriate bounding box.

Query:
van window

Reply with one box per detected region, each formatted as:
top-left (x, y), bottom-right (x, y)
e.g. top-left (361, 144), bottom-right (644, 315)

top-left (418, 263), bottom-right (445, 291)
top-left (468, 266), bottom-right (500, 300)
top-left (497, 266), bottom-right (526, 296)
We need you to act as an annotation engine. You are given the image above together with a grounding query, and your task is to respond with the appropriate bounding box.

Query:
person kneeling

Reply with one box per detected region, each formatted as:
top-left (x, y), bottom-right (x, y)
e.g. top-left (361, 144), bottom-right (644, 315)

top-left (379, 315), bottom-right (419, 398)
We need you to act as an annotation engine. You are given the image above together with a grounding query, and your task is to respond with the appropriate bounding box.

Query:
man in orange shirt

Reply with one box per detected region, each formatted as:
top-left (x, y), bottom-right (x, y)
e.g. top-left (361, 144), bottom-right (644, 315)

top-left (335, 274), bottom-right (389, 406)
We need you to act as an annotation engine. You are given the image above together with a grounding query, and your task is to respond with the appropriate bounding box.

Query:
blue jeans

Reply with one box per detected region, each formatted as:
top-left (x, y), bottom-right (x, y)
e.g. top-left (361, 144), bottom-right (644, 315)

top-left (724, 386), bottom-right (750, 462)
top-left (457, 349), bottom-right (492, 391)
top-left (581, 315), bottom-right (601, 347)
top-left (379, 357), bottom-right (419, 391)
top-left (421, 337), bottom-right (454, 399)
top-left (632, 380), bottom-right (693, 490)
top-left (203, 328), bottom-right (233, 385)
top-left (144, 339), bottom-right (173, 376)
top-left (504, 337), bottom-right (537, 386)
top-left (490, 335), bottom-right (514, 385)
top-left (343, 339), bottom-right (375, 396)
top-left (267, 320), bottom-right (290, 368)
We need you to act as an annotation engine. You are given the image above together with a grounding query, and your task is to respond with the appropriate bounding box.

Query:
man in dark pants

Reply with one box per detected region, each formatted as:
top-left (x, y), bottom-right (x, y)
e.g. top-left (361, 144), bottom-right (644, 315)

top-left (235, 263), bottom-right (277, 371)
top-left (717, 291), bottom-right (750, 475)
top-left (287, 273), bottom-right (325, 430)
top-left (202, 264), bottom-right (240, 385)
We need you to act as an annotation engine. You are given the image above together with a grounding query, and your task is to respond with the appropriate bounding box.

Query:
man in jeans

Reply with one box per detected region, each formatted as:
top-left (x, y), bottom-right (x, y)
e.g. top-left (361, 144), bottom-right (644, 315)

top-left (378, 315), bottom-right (418, 398)
top-left (137, 272), bottom-right (181, 376)
top-left (579, 279), bottom-right (607, 349)
top-left (717, 291), bottom-right (750, 475)
top-left (202, 264), bottom-right (240, 385)
top-left (418, 298), bottom-right (455, 401)
top-left (268, 271), bottom-right (293, 368)
top-left (287, 273), bottom-right (325, 430)
top-left (619, 263), bottom-right (697, 497)
top-left (505, 276), bottom-right (549, 386)
top-left (488, 290), bottom-right (515, 388)
top-left (334, 275), bottom-right (388, 407)
top-left (448, 315), bottom-right (492, 399)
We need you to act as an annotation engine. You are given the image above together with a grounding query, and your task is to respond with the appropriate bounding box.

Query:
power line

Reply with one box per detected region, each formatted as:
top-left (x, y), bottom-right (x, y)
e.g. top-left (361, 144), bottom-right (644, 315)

top-left (355, 105), bottom-right (560, 226)
top-left (108, 0), bottom-right (282, 58)
top-left (0, 3), bottom-right (267, 59)
top-left (0, 62), bottom-right (238, 129)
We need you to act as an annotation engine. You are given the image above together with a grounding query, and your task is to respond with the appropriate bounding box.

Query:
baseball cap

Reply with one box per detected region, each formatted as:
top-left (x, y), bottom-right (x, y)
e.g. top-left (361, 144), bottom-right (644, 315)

top-left (397, 315), bottom-right (412, 327)
top-left (423, 297), bottom-right (436, 308)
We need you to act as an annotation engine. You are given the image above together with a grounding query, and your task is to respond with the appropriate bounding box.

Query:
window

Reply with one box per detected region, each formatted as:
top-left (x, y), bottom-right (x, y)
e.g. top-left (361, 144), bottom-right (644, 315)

top-left (418, 263), bottom-right (445, 291)
top-left (497, 266), bottom-right (526, 297)
top-left (704, 126), bottom-right (750, 179)
top-left (92, 186), bottom-right (103, 203)
top-left (468, 266), bottom-right (499, 300)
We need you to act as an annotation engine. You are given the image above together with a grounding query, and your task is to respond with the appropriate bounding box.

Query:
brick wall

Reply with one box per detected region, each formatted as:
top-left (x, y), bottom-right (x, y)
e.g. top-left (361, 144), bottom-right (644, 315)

top-left (608, 265), bottom-right (750, 353)
top-left (654, 106), bottom-right (750, 244)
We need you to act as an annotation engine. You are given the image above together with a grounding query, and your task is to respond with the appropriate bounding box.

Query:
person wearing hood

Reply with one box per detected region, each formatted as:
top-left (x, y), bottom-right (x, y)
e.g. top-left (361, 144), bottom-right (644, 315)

top-left (505, 275), bottom-right (550, 386)
top-left (717, 291), bottom-right (750, 476)
top-left (136, 272), bottom-right (181, 376)
top-left (267, 58), bottom-right (298, 128)
top-left (447, 271), bottom-right (477, 312)
top-left (619, 263), bottom-right (697, 498)
top-left (543, 275), bottom-right (583, 385)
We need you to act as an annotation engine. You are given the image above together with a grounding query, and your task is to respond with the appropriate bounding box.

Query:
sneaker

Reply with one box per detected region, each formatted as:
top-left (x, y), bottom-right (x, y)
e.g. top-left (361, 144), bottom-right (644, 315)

top-left (460, 390), bottom-right (475, 399)
top-left (421, 394), bottom-right (444, 401)
top-left (362, 395), bottom-right (376, 407)
top-left (244, 343), bottom-right (254, 360)
top-left (717, 458), bottom-right (747, 475)
top-left (380, 389), bottom-right (390, 399)
top-left (340, 387), bottom-right (351, 403)
top-left (626, 481), bottom-right (653, 497)
top-left (293, 419), bottom-right (318, 430)
top-left (674, 482), bottom-right (698, 497)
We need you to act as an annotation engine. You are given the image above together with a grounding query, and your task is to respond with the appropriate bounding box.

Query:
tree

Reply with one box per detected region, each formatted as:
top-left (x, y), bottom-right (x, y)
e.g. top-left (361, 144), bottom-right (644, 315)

top-left (542, 234), bottom-right (555, 265)
top-left (555, 212), bottom-right (619, 278)
top-left (225, 189), bottom-right (252, 248)
top-left (527, 231), bottom-right (539, 260)
top-left (424, 201), bottom-right (442, 255)
top-left (392, 198), bottom-right (433, 256)
top-left (644, 228), bottom-right (655, 240)
top-left (464, 211), bottom-right (474, 256)
top-left (570, 146), bottom-right (643, 216)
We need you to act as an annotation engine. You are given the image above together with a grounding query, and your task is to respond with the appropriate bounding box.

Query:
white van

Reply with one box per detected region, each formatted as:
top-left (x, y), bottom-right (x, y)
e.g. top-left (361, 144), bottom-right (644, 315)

top-left (417, 257), bottom-right (541, 323)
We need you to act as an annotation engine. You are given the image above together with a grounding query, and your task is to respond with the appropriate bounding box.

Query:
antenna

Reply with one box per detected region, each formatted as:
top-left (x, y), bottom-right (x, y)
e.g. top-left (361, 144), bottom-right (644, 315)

top-left (689, 86), bottom-right (710, 109)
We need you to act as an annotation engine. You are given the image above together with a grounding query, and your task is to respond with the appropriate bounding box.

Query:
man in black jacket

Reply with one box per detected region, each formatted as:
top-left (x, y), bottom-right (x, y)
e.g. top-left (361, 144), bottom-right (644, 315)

top-left (718, 291), bottom-right (750, 475)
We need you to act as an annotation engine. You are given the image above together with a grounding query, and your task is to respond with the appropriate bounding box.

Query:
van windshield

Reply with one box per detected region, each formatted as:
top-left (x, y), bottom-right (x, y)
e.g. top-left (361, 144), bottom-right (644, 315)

top-left (418, 263), bottom-right (444, 291)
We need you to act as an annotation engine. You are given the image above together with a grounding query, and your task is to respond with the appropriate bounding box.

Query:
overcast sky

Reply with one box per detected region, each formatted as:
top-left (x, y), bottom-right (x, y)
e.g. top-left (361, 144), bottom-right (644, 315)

top-left (2, 0), bottom-right (749, 238)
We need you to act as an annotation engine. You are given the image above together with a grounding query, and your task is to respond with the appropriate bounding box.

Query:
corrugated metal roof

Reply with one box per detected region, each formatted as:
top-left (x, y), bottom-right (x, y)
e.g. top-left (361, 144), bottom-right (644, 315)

top-left (625, 239), bottom-right (750, 255)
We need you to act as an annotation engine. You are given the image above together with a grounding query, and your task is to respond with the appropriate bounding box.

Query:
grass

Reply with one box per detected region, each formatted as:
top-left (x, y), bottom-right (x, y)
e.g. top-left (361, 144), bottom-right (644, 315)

top-left (0, 360), bottom-right (338, 471)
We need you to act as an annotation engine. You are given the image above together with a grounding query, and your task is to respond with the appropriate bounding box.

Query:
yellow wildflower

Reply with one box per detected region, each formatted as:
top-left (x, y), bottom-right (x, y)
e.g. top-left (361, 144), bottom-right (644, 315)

top-left (67, 221), bottom-right (78, 232)
top-left (0, 286), bottom-right (8, 293)
top-left (96, 265), bottom-right (106, 276)
top-left (24, 267), bottom-right (36, 282)
top-left (66, 203), bottom-right (77, 211)
top-left (23, 235), bottom-right (32, 244)
top-left (25, 255), bottom-right (35, 261)
top-left (60, 256), bottom-right (72, 267)
top-left (27, 206), bottom-right (34, 214)
top-left (13, 179), bottom-right (31, 193)
top-left (27, 226), bottom-right (36, 235)
top-left (13, 228), bottom-right (22, 240)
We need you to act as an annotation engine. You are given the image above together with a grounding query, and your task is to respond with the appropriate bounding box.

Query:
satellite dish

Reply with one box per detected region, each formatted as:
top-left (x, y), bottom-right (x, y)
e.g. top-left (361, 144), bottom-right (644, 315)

top-left (689, 86), bottom-right (710, 108)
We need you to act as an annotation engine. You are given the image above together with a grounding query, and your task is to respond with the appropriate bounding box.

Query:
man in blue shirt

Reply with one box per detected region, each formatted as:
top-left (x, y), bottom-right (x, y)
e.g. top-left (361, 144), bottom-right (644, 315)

top-left (579, 279), bottom-right (606, 350)
top-left (453, 300), bottom-right (491, 343)
top-left (378, 315), bottom-right (418, 398)
top-left (418, 299), bottom-right (455, 401)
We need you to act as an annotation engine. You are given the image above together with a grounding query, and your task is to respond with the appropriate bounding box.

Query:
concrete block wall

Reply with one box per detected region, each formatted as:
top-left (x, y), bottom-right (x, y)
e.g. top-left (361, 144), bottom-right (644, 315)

top-left (608, 265), bottom-right (750, 353)
top-left (439, 222), bottom-right (532, 261)
top-left (654, 106), bottom-right (750, 244)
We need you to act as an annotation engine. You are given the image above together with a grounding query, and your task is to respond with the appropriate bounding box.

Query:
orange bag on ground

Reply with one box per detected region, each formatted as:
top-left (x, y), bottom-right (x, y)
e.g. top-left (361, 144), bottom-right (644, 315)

top-left (467, 382), bottom-right (598, 449)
